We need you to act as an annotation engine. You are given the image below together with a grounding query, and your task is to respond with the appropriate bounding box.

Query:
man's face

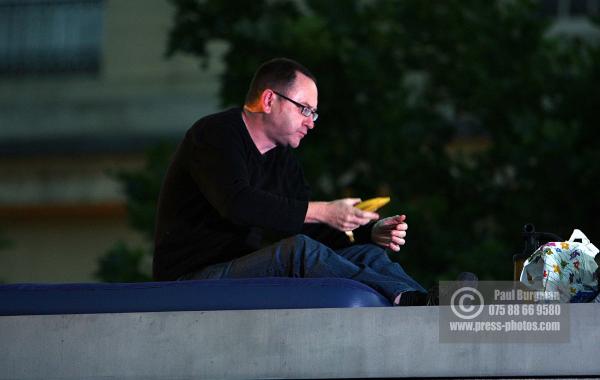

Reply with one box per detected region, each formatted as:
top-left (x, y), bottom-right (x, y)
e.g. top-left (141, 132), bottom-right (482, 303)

top-left (268, 72), bottom-right (318, 148)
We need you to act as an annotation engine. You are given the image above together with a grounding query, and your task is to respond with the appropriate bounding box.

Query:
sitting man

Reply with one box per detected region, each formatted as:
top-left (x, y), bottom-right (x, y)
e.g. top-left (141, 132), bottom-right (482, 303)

top-left (153, 57), bottom-right (430, 305)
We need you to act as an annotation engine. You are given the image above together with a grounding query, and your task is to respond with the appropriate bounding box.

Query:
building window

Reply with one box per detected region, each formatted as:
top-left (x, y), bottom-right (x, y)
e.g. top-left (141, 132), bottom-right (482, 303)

top-left (0, 0), bottom-right (104, 76)
top-left (540, 0), bottom-right (600, 17)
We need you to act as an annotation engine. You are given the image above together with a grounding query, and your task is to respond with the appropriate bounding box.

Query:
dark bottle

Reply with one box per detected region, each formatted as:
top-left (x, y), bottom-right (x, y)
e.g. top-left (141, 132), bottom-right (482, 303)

top-left (513, 224), bottom-right (562, 281)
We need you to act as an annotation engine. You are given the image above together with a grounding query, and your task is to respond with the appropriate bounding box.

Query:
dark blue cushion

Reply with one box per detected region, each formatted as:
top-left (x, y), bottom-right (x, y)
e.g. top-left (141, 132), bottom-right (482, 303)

top-left (0, 278), bottom-right (390, 315)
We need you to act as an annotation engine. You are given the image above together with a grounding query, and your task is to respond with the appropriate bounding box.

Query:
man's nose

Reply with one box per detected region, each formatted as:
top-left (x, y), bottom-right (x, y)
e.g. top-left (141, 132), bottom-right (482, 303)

top-left (306, 118), bottom-right (315, 129)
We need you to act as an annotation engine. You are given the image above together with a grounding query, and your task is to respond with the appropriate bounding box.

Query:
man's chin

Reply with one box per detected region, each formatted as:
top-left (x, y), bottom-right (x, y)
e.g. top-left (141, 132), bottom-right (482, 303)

top-left (286, 138), bottom-right (302, 148)
top-left (278, 135), bottom-right (303, 148)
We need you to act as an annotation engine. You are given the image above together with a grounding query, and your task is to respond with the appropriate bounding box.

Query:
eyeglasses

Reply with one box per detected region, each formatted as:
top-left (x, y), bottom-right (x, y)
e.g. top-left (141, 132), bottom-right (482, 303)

top-left (273, 90), bottom-right (319, 122)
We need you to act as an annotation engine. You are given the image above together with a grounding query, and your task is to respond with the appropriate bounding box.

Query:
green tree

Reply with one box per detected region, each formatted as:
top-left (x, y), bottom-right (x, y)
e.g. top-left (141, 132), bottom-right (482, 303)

top-left (0, 231), bottom-right (12, 283)
top-left (95, 143), bottom-right (174, 282)
top-left (166, 0), bottom-right (600, 285)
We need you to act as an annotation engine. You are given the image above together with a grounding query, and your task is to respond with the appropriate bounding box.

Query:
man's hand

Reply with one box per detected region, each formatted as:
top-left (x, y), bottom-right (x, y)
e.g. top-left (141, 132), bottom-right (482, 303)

top-left (371, 215), bottom-right (408, 252)
top-left (306, 198), bottom-right (379, 231)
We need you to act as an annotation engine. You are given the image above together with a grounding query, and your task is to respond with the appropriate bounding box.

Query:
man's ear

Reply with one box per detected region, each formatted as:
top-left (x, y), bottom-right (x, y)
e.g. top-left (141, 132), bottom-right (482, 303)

top-left (261, 89), bottom-right (275, 113)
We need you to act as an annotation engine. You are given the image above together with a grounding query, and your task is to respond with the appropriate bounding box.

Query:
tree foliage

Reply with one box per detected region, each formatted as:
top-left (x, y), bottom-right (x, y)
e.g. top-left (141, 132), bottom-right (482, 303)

top-left (0, 231), bottom-right (11, 283)
top-left (95, 143), bottom-right (173, 282)
top-left (166, 0), bottom-right (599, 285)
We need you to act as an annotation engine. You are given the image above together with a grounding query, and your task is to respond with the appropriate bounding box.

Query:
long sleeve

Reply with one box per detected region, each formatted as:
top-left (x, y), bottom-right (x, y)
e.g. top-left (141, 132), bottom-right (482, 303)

top-left (186, 115), bottom-right (308, 235)
top-left (154, 108), bottom-right (316, 280)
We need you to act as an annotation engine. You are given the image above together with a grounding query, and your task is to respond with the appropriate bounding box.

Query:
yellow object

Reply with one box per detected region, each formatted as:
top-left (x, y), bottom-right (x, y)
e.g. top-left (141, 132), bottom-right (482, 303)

top-left (346, 197), bottom-right (391, 242)
top-left (355, 197), bottom-right (391, 212)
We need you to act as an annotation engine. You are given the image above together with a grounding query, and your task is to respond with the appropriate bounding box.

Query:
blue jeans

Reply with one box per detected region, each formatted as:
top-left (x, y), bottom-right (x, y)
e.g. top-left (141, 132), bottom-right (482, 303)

top-left (183, 234), bottom-right (426, 302)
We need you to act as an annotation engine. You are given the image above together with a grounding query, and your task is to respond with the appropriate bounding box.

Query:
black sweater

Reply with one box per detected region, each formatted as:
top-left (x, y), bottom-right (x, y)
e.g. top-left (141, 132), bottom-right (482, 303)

top-left (153, 108), bottom-right (373, 281)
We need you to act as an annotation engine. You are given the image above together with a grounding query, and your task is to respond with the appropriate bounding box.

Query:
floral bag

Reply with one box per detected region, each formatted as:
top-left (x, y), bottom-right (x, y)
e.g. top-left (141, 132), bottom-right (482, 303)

top-left (520, 229), bottom-right (599, 303)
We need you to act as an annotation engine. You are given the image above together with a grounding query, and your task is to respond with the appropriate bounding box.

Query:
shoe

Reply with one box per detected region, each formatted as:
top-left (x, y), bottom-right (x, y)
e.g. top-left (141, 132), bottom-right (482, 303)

top-left (394, 291), bottom-right (427, 306)
top-left (426, 286), bottom-right (439, 306)
top-left (395, 272), bottom-right (479, 306)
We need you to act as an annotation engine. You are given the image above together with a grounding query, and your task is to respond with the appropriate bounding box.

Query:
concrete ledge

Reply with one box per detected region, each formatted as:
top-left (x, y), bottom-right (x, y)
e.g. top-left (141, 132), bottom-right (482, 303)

top-left (1, 304), bottom-right (599, 379)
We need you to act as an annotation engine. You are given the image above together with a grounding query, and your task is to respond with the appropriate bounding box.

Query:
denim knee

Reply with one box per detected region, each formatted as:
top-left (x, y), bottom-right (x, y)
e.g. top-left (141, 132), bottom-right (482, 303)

top-left (288, 234), bottom-right (316, 247)
top-left (280, 234), bottom-right (334, 270)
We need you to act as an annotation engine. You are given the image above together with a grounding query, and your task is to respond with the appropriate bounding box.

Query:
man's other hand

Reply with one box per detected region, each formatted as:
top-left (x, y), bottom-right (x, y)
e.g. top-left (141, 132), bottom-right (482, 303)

top-left (324, 198), bottom-right (379, 231)
top-left (305, 198), bottom-right (379, 231)
top-left (371, 215), bottom-right (408, 252)
top-left (328, 198), bottom-right (379, 231)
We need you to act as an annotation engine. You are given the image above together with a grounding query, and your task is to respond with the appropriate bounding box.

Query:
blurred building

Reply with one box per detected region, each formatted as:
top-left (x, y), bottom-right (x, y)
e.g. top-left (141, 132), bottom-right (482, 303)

top-left (0, 0), bottom-right (221, 282)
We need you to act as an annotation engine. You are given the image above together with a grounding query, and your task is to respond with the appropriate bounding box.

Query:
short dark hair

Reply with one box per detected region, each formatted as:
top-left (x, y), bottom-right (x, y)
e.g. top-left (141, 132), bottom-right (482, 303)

top-left (245, 58), bottom-right (316, 105)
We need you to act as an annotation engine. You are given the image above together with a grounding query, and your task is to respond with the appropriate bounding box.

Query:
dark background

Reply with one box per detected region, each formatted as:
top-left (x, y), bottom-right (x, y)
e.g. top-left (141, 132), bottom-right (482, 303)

top-left (98, 0), bottom-right (600, 287)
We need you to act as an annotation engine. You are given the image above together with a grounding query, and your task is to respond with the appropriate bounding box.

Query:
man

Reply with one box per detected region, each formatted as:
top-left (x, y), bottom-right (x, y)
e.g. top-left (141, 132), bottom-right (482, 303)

top-left (153, 57), bottom-right (429, 305)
